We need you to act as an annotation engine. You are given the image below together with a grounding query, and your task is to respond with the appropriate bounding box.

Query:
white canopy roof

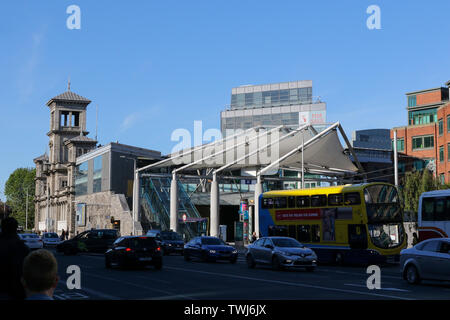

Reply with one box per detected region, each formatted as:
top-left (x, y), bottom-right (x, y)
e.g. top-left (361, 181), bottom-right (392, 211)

top-left (140, 122), bottom-right (362, 177)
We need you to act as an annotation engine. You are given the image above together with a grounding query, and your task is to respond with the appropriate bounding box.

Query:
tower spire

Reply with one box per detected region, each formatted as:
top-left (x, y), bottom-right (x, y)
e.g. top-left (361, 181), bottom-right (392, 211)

top-left (68, 77), bottom-right (71, 91)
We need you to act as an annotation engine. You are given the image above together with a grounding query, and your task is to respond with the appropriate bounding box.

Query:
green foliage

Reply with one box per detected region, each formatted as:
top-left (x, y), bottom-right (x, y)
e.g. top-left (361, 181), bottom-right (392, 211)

top-left (4, 168), bottom-right (35, 229)
top-left (400, 169), bottom-right (450, 219)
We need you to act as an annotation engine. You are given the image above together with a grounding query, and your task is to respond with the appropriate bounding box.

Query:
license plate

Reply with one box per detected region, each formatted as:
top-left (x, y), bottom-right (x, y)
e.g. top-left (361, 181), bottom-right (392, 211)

top-left (139, 257), bottom-right (152, 261)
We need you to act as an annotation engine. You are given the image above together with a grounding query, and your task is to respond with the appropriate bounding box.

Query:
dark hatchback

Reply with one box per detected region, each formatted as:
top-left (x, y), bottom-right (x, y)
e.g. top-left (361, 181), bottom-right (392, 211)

top-left (149, 230), bottom-right (184, 255)
top-left (57, 229), bottom-right (119, 255)
top-left (184, 236), bottom-right (238, 263)
top-left (105, 236), bottom-right (162, 269)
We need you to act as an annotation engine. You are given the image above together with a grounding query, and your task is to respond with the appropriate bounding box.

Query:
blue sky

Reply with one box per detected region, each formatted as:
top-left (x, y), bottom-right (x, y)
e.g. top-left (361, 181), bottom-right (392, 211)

top-left (1, 0), bottom-right (450, 199)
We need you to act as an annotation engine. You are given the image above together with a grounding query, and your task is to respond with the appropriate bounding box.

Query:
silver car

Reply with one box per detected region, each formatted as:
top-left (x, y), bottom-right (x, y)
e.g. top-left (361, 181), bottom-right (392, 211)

top-left (246, 236), bottom-right (318, 271)
top-left (41, 232), bottom-right (62, 248)
top-left (18, 233), bottom-right (44, 250)
top-left (400, 238), bottom-right (450, 284)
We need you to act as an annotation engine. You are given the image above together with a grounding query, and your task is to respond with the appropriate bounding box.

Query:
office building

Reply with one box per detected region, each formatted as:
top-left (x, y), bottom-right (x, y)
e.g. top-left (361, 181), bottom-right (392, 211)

top-left (391, 81), bottom-right (450, 183)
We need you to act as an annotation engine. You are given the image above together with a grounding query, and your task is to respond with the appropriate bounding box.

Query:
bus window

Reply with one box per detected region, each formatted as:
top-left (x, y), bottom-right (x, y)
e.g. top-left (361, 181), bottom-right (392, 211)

top-left (296, 196), bottom-right (310, 207)
top-left (328, 194), bottom-right (343, 206)
top-left (297, 225), bottom-right (311, 242)
top-left (311, 195), bottom-right (327, 207)
top-left (422, 198), bottom-right (434, 221)
top-left (436, 198), bottom-right (446, 221)
top-left (288, 196), bottom-right (296, 208)
top-left (446, 198), bottom-right (450, 221)
top-left (344, 192), bottom-right (361, 205)
top-left (311, 225), bottom-right (320, 242)
top-left (262, 198), bottom-right (274, 209)
top-left (274, 197), bottom-right (287, 209)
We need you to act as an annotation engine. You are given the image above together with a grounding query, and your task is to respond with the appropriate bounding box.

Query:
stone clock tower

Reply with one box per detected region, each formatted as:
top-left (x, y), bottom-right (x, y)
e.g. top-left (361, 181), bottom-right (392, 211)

top-left (34, 84), bottom-right (97, 236)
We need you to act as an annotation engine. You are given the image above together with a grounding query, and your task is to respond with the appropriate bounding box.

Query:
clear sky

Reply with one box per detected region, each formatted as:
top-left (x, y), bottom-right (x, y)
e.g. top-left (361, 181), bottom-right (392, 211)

top-left (1, 0), bottom-right (450, 199)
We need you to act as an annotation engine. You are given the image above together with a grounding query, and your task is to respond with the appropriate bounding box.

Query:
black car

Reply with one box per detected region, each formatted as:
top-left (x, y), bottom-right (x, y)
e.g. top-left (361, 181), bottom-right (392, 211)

top-left (57, 229), bottom-right (119, 255)
top-left (147, 230), bottom-right (185, 255)
top-left (105, 236), bottom-right (162, 269)
top-left (184, 236), bottom-right (238, 263)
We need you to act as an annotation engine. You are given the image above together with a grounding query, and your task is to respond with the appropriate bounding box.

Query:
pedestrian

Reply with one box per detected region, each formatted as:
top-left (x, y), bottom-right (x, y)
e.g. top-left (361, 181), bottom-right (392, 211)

top-left (0, 217), bottom-right (30, 300)
top-left (60, 229), bottom-right (65, 241)
top-left (250, 231), bottom-right (257, 243)
top-left (21, 249), bottom-right (59, 300)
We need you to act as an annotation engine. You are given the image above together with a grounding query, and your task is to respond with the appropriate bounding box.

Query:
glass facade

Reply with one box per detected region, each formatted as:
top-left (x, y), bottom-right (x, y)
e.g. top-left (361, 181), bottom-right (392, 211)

top-left (412, 135), bottom-right (434, 150)
top-left (408, 108), bottom-right (437, 125)
top-left (391, 138), bottom-right (404, 152)
top-left (93, 156), bottom-right (102, 193)
top-left (408, 95), bottom-right (416, 108)
top-left (75, 162), bottom-right (88, 196)
top-left (230, 87), bottom-right (312, 110)
top-left (75, 155), bottom-right (104, 196)
top-left (223, 112), bottom-right (299, 131)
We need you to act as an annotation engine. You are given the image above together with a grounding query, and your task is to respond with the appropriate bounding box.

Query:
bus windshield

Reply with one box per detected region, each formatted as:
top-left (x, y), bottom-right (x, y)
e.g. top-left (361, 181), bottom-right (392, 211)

top-left (368, 223), bottom-right (404, 249)
top-left (364, 185), bottom-right (402, 223)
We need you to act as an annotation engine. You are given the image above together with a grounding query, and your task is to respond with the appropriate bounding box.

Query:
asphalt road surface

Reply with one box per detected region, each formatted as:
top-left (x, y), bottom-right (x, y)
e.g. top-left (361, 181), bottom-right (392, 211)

top-left (50, 249), bottom-right (450, 300)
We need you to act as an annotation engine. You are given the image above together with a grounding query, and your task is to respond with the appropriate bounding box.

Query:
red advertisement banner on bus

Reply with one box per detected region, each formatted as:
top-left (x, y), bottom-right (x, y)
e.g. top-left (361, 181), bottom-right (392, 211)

top-left (275, 209), bottom-right (321, 221)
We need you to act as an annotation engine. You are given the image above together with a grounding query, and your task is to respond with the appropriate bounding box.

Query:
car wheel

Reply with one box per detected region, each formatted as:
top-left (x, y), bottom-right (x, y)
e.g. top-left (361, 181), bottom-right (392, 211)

top-left (405, 264), bottom-right (421, 284)
top-left (105, 256), bottom-right (112, 269)
top-left (184, 252), bottom-right (191, 261)
top-left (305, 267), bottom-right (315, 272)
top-left (246, 254), bottom-right (256, 269)
top-left (272, 256), bottom-right (282, 271)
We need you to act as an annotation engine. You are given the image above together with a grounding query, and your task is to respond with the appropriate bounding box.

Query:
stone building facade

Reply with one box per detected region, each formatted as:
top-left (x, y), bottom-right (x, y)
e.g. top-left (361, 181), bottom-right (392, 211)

top-left (34, 89), bottom-right (97, 237)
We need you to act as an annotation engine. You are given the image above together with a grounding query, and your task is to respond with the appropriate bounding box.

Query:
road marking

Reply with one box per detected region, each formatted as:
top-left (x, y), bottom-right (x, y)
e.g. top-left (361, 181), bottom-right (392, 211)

top-left (81, 271), bottom-right (196, 300)
top-left (320, 268), bottom-right (400, 279)
top-left (344, 283), bottom-right (411, 292)
top-left (165, 266), bottom-right (413, 300)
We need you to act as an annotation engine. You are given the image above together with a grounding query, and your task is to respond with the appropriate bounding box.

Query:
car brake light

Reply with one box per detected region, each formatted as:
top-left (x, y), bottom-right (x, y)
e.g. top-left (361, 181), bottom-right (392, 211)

top-left (156, 247), bottom-right (161, 251)
top-left (125, 248), bottom-right (133, 252)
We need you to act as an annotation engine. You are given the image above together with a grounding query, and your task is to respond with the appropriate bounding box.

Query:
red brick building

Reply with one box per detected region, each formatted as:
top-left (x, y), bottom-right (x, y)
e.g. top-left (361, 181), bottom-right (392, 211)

top-left (391, 81), bottom-right (450, 183)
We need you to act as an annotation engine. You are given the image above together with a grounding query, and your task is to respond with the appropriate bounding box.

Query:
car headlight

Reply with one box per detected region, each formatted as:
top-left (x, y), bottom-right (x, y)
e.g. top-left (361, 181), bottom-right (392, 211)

top-left (232, 250), bottom-right (237, 254)
top-left (209, 250), bottom-right (216, 254)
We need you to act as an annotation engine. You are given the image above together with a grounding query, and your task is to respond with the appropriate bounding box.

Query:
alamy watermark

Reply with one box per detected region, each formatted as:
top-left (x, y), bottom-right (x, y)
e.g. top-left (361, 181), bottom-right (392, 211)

top-left (170, 121), bottom-right (281, 168)
top-left (366, 265), bottom-right (381, 290)
top-left (66, 5), bottom-right (81, 30)
top-left (366, 5), bottom-right (381, 30)
top-left (66, 265), bottom-right (81, 290)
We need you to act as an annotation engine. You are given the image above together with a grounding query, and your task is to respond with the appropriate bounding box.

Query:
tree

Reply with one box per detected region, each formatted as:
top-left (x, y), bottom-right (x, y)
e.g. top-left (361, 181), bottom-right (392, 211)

top-left (4, 168), bottom-right (35, 229)
top-left (400, 169), bottom-right (450, 220)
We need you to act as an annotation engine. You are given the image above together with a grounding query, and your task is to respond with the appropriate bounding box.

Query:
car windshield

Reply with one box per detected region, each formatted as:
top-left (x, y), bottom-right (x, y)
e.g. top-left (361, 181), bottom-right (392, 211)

top-left (368, 223), bottom-right (405, 249)
top-left (22, 234), bottom-right (39, 239)
top-left (161, 232), bottom-right (182, 241)
top-left (201, 238), bottom-right (225, 245)
top-left (45, 233), bottom-right (59, 238)
top-left (272, 238), bottom-right (303, 248)
top-left (129, 238), bottom-right (157, 249)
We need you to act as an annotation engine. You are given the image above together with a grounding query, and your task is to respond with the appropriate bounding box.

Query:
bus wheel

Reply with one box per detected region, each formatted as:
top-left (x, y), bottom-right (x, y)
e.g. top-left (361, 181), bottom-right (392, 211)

top-left (334, 253), bottom-right (343, 265)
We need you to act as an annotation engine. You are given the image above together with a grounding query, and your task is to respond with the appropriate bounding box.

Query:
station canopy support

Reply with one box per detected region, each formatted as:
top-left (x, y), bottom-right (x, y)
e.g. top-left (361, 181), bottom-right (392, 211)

top-left (137, 122), bottom-right (364, 236)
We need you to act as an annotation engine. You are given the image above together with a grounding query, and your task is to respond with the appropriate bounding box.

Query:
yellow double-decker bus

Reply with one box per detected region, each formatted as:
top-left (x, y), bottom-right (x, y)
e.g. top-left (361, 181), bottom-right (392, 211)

top-left (259, 182), bottom-right (406, 264)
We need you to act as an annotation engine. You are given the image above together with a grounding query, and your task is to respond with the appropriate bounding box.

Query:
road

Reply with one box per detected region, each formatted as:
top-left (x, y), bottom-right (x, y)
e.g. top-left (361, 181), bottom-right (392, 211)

top-left (50, 250), bottom-right (450, 300)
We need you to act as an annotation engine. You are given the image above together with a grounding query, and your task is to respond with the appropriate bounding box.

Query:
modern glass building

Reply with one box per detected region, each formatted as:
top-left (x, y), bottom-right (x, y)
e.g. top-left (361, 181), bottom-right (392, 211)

top-left (221, 81), bottom-right (326, 135)
top-left (220, 81), bottom-right (327, 189)
top-left (74, 142), bottom-right (161, 203)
